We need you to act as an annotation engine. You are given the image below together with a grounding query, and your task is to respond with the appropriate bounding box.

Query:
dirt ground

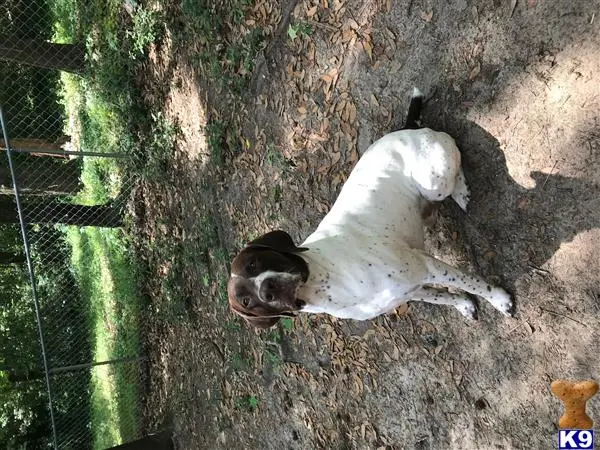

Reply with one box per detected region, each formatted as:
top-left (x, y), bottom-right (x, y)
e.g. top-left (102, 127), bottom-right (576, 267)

top-left (134, 0), bottom-right (600, 448)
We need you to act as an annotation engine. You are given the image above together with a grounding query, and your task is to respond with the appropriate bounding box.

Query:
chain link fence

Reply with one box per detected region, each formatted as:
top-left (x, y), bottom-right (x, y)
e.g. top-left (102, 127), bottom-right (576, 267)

top-left (0, 0), bottom-right (155, 448)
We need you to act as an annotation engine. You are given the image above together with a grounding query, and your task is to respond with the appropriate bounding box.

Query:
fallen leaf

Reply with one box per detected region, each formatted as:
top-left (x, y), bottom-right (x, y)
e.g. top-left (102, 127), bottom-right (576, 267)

top-left (517, 197), bottom-right (530, 209)
top-left (420, 10), bottom-right (433, 22)
top-left (362, 39), bottom-right (373, 61)
top-left (469, 62), bottom-right (481, 80)
top-left (484, 250), bottom-right (497, 260)
top-left (540, 165), bottom-right (558, 174)
top-left (331, 152), bottom-right (341, 165)
top-left (471, 41), bottom-right (483, 58)
top-left (509, 0), bottom-right (518, 17)
top-left (395, 303), bottom-right (409, 316)
top-left (471, 5), bottom-right (479, 23)
top-left (348, 18), bottom-right (360, 30)
top-left (369, 94), bottom-right (379, 108)
top-left (348, 102), bottom-right (357, 123)
top-left (342, 28), bottom-right (357, 43)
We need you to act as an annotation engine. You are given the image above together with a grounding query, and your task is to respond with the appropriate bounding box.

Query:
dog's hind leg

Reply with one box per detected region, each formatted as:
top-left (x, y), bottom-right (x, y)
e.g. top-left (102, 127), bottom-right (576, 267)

top-left (420, 254), bottom-right (515, 316)
top-left (402, 87), bottom-right (424, 130)
top-left (450, 167), bottom-right (470, 211)
top-left (410, 286), bottom-right (478, 319)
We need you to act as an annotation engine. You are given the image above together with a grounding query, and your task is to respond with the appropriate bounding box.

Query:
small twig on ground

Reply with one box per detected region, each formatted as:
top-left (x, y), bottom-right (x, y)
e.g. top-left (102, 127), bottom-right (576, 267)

top-left (539, 307), bottom-right (588, 327)
top-left (405, 314), bottom-right (415, 334)
top-left (510, 0), bottom-right (518, 18)
top-left (506, 323), bottom-right (522, 334)
top-left (208, 340), bottom-right (226, 361)
top-left (528, 263), bottom-right (550, 276)
top-left (304, 19), bottom-right (339, 33)
top-left (542, 160), bottom-right (559, 188)
top-left (265, 340), bottom-right (283, 357)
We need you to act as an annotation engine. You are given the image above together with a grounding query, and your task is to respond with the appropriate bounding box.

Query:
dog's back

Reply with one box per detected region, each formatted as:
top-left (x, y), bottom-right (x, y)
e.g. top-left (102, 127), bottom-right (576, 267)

top-left (305, 90), bottom-right (465, 249)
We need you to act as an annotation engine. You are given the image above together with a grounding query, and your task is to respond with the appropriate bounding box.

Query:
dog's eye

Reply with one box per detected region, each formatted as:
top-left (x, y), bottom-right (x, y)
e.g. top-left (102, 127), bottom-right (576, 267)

top-left (246, 261), bottom-right (256, 273)
top-left (241, 297), bottom-right (251, 307)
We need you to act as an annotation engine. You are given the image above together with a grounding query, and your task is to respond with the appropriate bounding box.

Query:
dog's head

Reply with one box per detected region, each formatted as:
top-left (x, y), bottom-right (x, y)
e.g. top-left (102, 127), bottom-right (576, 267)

top-left (227, 230), bottom-right (310, 328)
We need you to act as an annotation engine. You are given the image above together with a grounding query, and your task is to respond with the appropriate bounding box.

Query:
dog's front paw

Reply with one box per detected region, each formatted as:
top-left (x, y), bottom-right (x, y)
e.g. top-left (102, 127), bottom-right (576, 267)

top-left (455, 299), bottom-right (478, 320)
top-left (490, 288), bottom-right (515, 317)
top-left (451, 170), bottom-right (470, 211)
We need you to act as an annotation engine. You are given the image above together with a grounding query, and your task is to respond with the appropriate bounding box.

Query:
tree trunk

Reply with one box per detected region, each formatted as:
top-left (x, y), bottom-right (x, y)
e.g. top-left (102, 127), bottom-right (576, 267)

top-left (3, 369), bottom-right (44, 383)
top-left (0, 251), bottom-right (25, 265)
top-left (0, 197), bottom-right (122, 227)
top-left (0, 39), bottom-right (85, 74)
top-left (0, 157), bottom-right (81, 195)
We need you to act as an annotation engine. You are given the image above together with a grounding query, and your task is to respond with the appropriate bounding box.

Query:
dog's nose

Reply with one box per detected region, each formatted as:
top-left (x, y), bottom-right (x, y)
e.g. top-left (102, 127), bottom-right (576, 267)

top-left (260, 279), bottom-right (276, 302)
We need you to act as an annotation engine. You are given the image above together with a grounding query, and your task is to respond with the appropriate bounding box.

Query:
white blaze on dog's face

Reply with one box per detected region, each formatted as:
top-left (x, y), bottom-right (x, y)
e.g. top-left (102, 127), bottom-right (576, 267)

top-left (227, 231), bottom-right (309, 328)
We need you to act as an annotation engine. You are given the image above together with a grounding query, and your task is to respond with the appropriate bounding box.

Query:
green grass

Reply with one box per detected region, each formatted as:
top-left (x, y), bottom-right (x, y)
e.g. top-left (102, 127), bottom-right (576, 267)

top-left (59, 70), bottom-right (145, 447)
top-left (287, 22), bottom-right (312, 41)
top-left (182, 0), bottom-right (265, 94)
top-left (236, 395), bottom-right (258, 411)
top-left (64, 224), bottom-right (141, 449)
top-left (42, 0), bottom-right (265, 445)
top-left (49, 0), bottom-right (156, 446)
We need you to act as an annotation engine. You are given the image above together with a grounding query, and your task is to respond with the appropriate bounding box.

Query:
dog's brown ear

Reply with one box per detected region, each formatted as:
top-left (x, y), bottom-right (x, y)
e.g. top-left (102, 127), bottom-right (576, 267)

top-left (246, 230), bottom-right (307, 253)
top-left (244, 316), bottom-right (280, 329)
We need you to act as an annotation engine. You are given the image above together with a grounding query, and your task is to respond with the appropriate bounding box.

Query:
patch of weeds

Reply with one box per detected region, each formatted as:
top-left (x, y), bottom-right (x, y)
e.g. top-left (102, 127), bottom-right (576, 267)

top-left (128, 7), bottom-right (163, 58)
top-left (213, 247), bottom-right (229, 264)
top-left (142, 111), bottom-right (178, 180)
top-left (216, 277), bottom-right (229, 304)
top-left (160, 269), bottom-right (188, 323)
top-left (236, 395), bottom-right (259, 411)
top-left (264, 349), bottom-right (281, 367)
top-left (266, 329), bottom-right (281, 343)
top-left (150, 241), bottom-right (190, 323)
top-left (209, 386), bottom-right (223, 405)
top-left (224, 27), bottom-right (265, 92)
top-left (287, 22), bottom-right (312, 41)
top-left (223, 320), bottom-right (242, 333)
top-left (201, 274), bottom-right (210, 287)
top-left (231, 353), bottom-right (253, 371)
top-left (200, 214), bottom-right (221, 243)
top-left (181, 0), bottom-right (223, 40)
top-left (266, 142), bottom-right (293, 172)
top-left (280, 318), bottom-right (294, 331)
top-left (272, 185), bottom-right (282, 203)
top-left (180, 1), bottom-right (263, 93)
top-left (206, 118), bottom-right (228, 165)
top-left (231, 0), bottom-right (253, 24)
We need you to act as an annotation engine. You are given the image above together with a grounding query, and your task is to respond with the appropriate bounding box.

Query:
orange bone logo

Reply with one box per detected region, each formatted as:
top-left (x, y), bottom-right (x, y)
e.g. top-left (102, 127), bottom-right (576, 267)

top-left (551, 379), bottom-right (598, 429)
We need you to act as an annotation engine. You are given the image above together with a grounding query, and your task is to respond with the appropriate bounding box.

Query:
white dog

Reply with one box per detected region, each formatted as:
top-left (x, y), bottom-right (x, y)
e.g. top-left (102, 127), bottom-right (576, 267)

top-left (228, 89), bottom-right (514, 328)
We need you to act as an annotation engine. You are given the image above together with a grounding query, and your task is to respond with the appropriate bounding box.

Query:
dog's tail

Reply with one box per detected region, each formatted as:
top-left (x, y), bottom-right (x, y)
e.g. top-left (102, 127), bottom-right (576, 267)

top-left (402, 87), bottom-right (424, 130)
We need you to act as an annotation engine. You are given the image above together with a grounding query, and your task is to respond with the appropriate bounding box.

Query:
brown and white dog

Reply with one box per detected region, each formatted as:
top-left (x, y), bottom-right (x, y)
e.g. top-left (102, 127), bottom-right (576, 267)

top-left (228, 89), bottom-right (514, 328)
